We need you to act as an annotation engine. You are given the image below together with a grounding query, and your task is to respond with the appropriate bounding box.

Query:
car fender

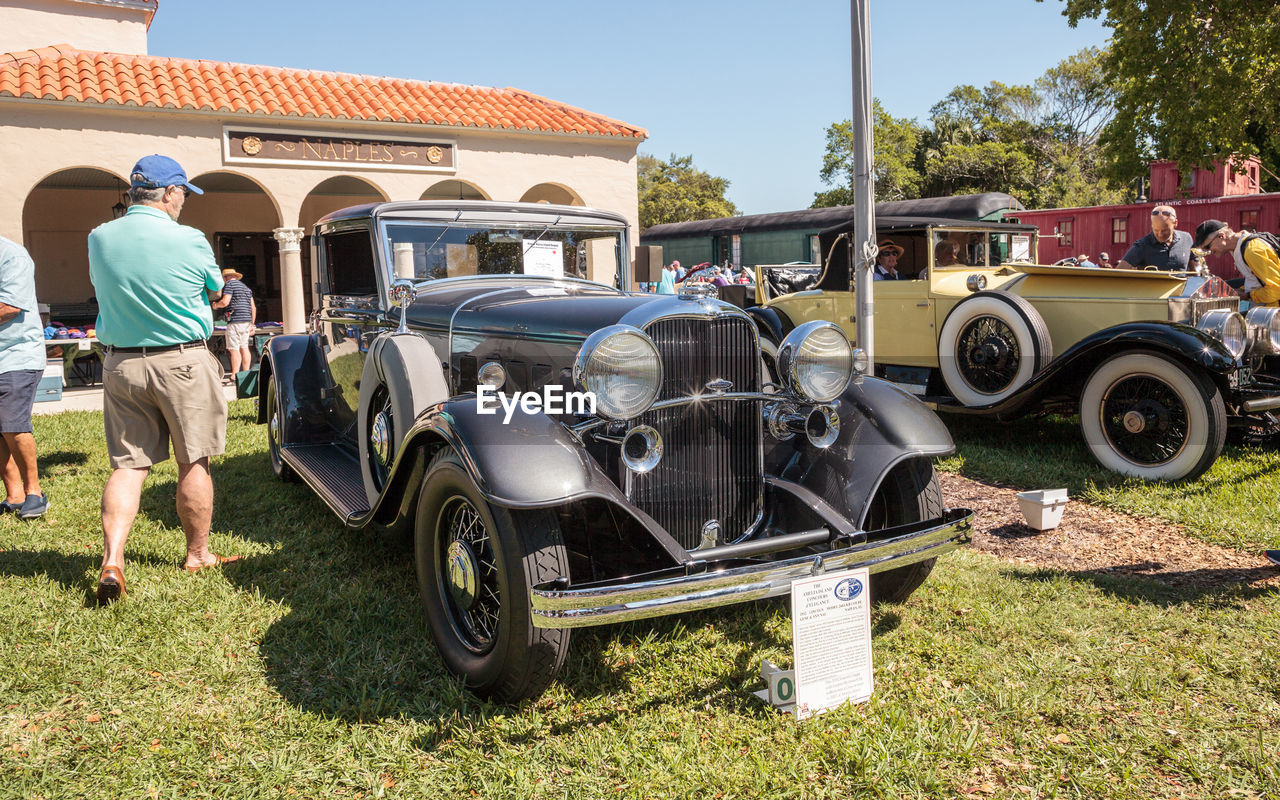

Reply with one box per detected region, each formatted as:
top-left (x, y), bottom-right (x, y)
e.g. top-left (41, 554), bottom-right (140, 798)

top-left (256, 334), bottom-right (330, 445)
top-left (745, 304), bottom-right (793, 349)
top-left (768, 376), bottom-right (956, 530)
top-left (940, 320), bottom-right (1239, 420)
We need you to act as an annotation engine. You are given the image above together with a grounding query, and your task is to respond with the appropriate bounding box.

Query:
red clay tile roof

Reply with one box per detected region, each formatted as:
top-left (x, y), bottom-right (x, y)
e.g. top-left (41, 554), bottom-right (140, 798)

top-left (0, 44), bottom-right (646, 139)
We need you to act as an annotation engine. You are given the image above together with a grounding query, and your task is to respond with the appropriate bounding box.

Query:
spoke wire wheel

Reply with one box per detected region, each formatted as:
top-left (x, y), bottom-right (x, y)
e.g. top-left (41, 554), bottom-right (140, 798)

top-left (415, 449), bottom-right (571, 702)
top-left (1079, 351), bottom-right (1226, 482)
top-left (1100, 374), bottom-right (1189, 465)
top-left (937, 291), bottom-right (1052, 406)
top-left (955, 316), bottom-right (1020, 394)
top-left (436, 496), bottom-right (501, 654)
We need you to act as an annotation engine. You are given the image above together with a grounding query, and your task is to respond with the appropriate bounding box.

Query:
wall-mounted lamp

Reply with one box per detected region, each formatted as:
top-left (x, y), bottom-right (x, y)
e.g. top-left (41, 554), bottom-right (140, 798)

top-left (111, 176), bottom-right (128, 218)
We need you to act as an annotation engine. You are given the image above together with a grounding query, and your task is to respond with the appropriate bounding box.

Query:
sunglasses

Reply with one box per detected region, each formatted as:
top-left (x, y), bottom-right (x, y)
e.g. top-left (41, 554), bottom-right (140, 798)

top-left (1151, 209), bottom-right (1175, 217)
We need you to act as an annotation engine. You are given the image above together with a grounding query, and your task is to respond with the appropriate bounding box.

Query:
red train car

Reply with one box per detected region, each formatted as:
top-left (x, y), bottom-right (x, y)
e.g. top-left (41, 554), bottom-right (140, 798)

top-left (1007, 158), bottom-right (1280, 279)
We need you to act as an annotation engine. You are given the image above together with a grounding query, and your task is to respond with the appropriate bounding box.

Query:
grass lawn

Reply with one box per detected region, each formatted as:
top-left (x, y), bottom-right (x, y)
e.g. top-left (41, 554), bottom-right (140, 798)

top-left (1, 401), bottom-right (1277, 799)
top-left (937, 414), bottom-right (1280, 553)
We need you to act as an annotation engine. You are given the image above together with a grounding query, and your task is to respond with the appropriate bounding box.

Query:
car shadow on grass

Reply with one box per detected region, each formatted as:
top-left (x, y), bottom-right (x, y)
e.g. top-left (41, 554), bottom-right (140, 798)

top-left (1003, 564), bottom-right (1280, 608)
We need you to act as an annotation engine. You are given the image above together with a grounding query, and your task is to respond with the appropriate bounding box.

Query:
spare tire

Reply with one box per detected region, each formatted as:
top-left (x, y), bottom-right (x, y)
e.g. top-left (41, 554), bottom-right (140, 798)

top-left (358, 333), bottom-right (449, 507)
top-left (937, 290), bottom-right (1053, 406)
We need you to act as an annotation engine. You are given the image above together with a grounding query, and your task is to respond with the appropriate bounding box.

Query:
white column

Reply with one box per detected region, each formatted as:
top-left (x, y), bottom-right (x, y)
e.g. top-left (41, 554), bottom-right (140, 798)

top-left (392, 242), bottom-right (415, 280)
top-left (273, 226), bottom-right (306, 334)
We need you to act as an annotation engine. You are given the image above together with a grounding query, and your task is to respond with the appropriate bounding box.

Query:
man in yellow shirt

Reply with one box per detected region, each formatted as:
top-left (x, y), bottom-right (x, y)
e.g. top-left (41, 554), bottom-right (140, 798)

top-left (1193, 219), bottom-right (1280, 306)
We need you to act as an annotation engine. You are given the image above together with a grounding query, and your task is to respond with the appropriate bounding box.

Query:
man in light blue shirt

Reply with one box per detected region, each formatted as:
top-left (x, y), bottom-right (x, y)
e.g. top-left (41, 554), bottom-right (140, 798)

top-left (87, 155), bottom-right (238, 605)
top-left (0, 236), bottom-right (48, 519)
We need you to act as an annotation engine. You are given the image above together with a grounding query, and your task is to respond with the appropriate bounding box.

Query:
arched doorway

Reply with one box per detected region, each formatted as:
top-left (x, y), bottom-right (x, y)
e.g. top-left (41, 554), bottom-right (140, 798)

top-left (298, 176), bottom-right (388, 230)
top-left (186, 171), bottom-right (284, 322)
top-left (296, 176), bottom-right (387, 319)
top-left (21, 167), bottom-right (129, 318)
top-left (518, 183), bottom-right (583, 206)
top-left (420, 180), bottom-right (489, 201)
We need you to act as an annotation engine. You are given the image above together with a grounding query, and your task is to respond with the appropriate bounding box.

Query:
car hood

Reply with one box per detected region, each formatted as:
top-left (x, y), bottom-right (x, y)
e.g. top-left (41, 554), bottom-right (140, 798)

top-left (403, 280), bottom-right (660, 347)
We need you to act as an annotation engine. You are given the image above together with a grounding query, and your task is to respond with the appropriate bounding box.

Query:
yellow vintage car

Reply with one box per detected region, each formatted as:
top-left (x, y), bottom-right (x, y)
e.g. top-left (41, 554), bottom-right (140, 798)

top-left (749, 215), bottom-right (1280, 482)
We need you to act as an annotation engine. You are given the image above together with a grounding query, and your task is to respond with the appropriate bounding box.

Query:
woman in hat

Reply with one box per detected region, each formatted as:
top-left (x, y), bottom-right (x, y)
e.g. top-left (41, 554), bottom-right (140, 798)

top-left (874, 240), bottom-right (905, 280)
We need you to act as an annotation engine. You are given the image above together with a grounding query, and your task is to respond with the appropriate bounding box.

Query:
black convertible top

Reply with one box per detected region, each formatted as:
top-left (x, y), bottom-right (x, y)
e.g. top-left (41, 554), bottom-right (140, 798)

top-left (823, 215), bottom-right (1038, 236)
top-left (640, 193), bottom-right (1026, 240)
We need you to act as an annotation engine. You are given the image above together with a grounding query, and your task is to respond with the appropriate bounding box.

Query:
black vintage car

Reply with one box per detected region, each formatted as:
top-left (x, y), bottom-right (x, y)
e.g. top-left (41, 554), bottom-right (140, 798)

top-left (259, 201), bottom-right (972, 702)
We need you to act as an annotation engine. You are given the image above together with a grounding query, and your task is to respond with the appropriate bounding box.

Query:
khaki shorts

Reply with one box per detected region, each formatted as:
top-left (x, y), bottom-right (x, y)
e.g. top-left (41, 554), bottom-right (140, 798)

top-left (225, 321), bottom-right (254, 351)
top-left (102, 345), bottom-right (228, 468)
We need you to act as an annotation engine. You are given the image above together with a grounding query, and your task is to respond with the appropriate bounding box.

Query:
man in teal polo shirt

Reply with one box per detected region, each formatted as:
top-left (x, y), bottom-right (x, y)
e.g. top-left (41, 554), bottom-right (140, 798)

top-left (88, 155), bottom-right (240, 605)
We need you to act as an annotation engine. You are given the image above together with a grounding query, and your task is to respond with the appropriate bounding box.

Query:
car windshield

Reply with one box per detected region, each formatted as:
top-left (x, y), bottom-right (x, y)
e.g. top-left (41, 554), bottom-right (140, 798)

top-left (382, 222), bottom-right (623, 286)
top-left (931, 229), bottom-right (1037, 268)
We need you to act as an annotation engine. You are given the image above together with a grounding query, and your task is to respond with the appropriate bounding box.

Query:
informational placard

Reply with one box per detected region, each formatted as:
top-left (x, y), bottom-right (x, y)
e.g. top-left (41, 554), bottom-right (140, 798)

top-left (523, 239), bottom-right (563, 278)
top-left (790, 568), bottom-right (873, 719)
top-left (1011, 234), bottom-right (1031, 262)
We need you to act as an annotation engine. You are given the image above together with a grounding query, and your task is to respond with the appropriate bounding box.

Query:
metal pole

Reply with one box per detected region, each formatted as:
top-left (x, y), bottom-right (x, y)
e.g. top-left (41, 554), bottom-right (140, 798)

top-left (851, 0), bottom-right (876, 369)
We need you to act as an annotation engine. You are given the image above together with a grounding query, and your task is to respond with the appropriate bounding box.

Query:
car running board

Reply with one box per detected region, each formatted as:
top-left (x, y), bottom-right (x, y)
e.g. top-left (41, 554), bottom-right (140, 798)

top-left (280, 444), bottom-right (371, 523)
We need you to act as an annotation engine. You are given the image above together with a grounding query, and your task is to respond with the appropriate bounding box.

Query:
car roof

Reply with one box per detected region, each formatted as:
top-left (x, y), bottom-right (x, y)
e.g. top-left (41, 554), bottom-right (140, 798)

top-left (316, 200), bottom-right (628, 229)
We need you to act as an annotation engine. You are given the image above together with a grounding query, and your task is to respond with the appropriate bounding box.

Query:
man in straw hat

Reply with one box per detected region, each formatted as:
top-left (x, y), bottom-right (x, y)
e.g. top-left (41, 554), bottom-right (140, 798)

top-left (213, 267), bottom-right (256, 379)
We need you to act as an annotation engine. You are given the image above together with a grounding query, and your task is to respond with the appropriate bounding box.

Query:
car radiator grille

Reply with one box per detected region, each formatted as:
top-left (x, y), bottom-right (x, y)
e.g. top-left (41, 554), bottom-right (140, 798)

top-left (628, 316), bottom-right (762, 550)
top-left (1190, 297), bottom-right (1238, 323)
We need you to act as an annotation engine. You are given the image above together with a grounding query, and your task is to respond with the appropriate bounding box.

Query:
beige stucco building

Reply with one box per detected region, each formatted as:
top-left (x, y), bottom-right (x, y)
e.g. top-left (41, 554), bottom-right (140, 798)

top-left (0, 0), bottom-right (646, 329)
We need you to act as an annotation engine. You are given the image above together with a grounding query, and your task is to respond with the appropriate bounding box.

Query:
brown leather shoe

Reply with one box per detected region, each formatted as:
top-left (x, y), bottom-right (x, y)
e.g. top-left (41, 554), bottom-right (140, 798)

top-left (184, 553), bottom-right (242, 573)
top-left (97, 565), bottom-right (125, 606)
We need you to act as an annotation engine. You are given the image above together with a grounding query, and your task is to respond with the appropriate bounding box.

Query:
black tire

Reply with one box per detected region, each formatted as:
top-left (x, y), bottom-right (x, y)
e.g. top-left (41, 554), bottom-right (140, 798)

top-left (1078, 350), bottom-right (1226, 482)
top-left (938, 290), bottom-right (1053, 406)
top-left (863, 460), bottom-right (943, 604)
top-left (358, 334), bottom-right (448, 507)
top-left (414, 449), bottom-right (571, 702)
top-left (265, 372), bottom-right (298, 483)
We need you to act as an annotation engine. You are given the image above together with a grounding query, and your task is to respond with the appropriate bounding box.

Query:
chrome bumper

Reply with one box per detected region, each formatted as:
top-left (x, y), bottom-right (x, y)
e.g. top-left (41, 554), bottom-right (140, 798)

top-left (530, 508), bottom-right (972, 629)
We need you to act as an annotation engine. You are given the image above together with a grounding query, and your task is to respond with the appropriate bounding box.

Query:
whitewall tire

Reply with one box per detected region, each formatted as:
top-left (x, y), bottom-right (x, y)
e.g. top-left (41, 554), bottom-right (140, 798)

top-left (938, 291), bottom-right (1052, 406)
top-left (1078, 351), bottom-right (1226, 482)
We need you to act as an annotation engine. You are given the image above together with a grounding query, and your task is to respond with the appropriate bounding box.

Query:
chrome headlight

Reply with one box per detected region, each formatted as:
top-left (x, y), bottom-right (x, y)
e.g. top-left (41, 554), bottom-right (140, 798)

top-left (777, 320), bottom-right (854, 403)
top-left (1197, 308), bottom-right (1247, 359)
top-left (851, 347), bottom-right (869, 376)
top-left (1245, 306), bottom-right (1280, 355)
top-left (573, 325), bottom-right (662, 420)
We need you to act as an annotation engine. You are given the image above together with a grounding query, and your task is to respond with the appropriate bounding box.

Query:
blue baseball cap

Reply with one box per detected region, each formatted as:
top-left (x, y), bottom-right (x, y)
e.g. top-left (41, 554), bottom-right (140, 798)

top-left (129, 154), bottom-right (203, 195)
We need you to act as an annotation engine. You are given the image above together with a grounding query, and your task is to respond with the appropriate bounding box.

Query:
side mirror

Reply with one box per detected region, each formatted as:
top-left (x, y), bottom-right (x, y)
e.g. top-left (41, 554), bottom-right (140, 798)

top-left (389, 278), bottom-right (414, 333)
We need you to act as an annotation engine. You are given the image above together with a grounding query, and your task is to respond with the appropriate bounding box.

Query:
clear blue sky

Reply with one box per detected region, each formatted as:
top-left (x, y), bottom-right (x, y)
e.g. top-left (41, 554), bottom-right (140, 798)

top-left (148, 0), bottom-right (1110, 215)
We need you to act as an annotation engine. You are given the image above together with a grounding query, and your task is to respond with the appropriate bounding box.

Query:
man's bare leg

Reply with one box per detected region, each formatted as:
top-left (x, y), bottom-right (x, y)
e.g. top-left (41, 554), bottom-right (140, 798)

top-left (101, 466), bottom-right (149, 569)
top-left (228, 348), bottom-right (243, 376)
top-left (0, 438), bottom-right (23, 505)
top-left (1, 432), bottom-right (41, 498)
top-left (177, 457), bottom-right (220, 570)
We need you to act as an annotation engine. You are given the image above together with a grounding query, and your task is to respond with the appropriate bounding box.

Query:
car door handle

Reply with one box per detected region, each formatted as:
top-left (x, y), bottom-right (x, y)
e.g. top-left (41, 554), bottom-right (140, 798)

top-left (916, 302), bottom-right (931, 308)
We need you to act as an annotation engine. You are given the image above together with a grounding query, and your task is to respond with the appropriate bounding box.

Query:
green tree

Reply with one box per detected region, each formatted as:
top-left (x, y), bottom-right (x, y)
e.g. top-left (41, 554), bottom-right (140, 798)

top-left (812, 100), bottom-right (924, 207)
top-left (917, 50), bottom-right (1123, 208)
top-left (1055, 0), bottom-right (1280, 190)
top-left (637, 153), bottom-right (737, 230)
top-left (1033, 47), bottom-right (1127, 207)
